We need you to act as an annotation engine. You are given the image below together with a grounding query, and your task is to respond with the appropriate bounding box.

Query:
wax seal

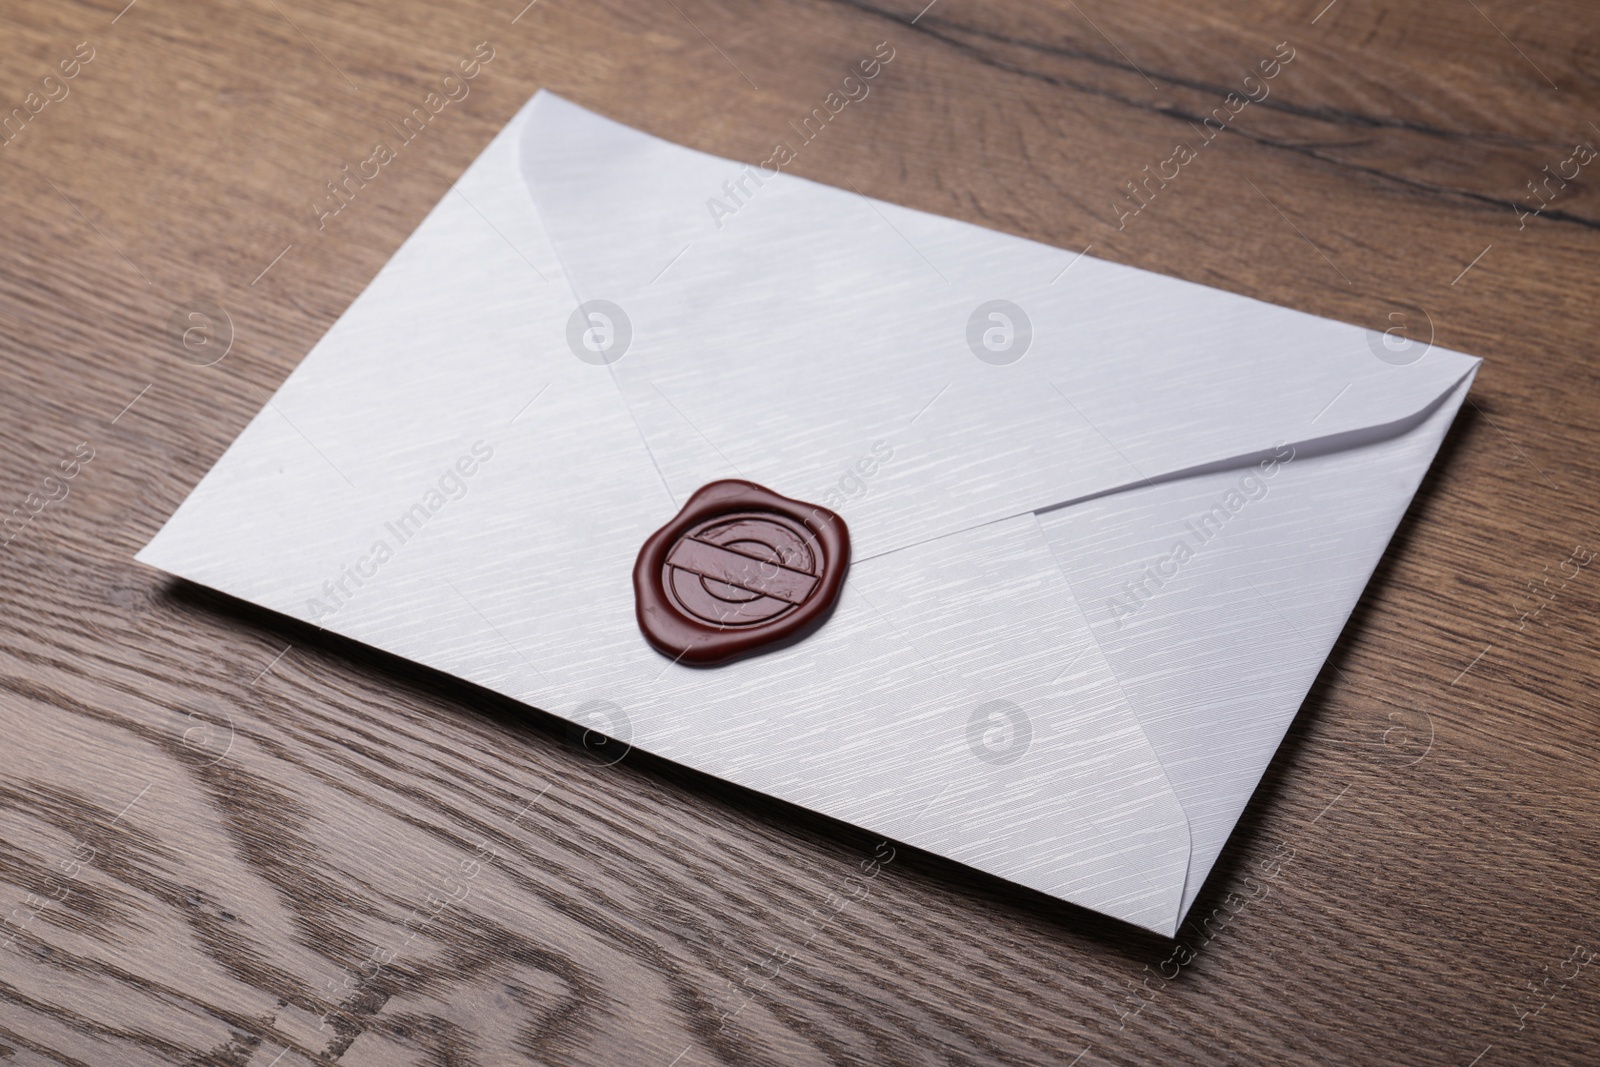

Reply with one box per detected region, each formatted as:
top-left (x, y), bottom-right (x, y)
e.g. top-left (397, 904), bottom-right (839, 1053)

top-left (634, 480), bottom-right (850, 666)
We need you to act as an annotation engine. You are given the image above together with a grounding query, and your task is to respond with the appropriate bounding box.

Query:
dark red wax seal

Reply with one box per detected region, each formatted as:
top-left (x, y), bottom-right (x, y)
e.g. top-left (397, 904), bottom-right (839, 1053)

top-left (634, 480), bottom-right (850, 666)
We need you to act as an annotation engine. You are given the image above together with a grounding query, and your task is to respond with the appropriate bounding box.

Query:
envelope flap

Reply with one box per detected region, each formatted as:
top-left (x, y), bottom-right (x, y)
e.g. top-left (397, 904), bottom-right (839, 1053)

top-left (520, 93), bottom-right (1479, 560)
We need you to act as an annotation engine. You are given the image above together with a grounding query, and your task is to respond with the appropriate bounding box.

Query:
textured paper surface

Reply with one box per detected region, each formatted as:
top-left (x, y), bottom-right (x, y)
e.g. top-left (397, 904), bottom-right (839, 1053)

top-left (138, 92), bottom-right (1478, 935)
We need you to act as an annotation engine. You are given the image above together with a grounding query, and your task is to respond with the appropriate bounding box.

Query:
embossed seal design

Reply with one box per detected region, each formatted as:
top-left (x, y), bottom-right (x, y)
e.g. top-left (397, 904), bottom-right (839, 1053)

top-left (634, 480), bottom-right (850, 666)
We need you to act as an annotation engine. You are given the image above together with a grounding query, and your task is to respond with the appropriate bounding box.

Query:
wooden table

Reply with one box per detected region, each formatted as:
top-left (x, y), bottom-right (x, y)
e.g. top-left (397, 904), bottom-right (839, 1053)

top-left (3, 1), bottom-right (1597, 1063)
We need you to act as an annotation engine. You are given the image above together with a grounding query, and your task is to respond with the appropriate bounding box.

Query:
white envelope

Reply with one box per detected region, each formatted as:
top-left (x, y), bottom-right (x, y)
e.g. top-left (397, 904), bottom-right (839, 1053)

top-left (137, 92), bottom-right (1479, 936)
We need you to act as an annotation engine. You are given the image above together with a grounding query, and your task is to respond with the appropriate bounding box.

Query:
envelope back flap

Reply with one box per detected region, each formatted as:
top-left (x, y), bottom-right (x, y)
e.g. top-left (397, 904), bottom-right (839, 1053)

top-left (520, 93), bottom-right (1479, 561)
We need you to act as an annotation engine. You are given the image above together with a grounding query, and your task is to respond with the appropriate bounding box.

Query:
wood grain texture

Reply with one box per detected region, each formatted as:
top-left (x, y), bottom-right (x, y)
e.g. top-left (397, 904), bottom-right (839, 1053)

top-left (2, 0), bottom-right (1598, 1063)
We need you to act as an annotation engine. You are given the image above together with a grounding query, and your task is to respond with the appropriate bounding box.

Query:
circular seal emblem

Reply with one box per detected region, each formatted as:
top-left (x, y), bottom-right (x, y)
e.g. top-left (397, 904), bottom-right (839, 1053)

top-left (634, 480), bottom-right (850, 666)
